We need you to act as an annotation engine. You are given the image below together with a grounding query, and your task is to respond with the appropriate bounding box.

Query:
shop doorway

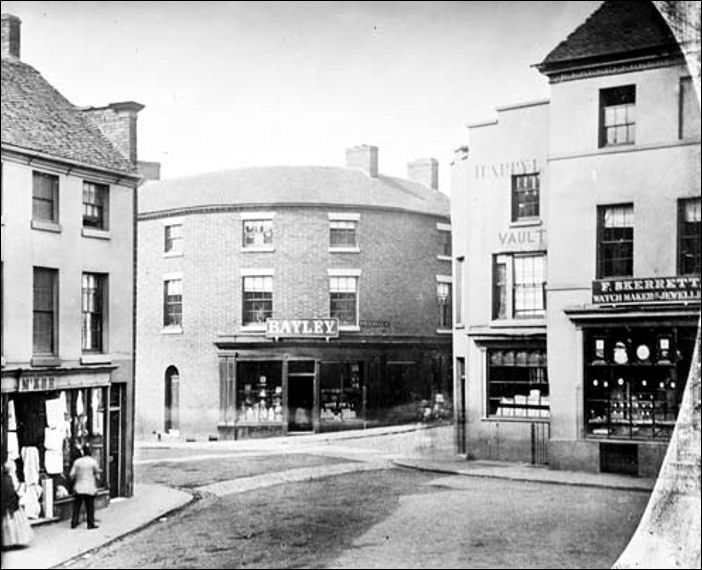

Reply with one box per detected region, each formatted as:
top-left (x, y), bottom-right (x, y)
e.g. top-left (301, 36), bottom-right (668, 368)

top-left (108, 384), bottom-right (125, 498)
top-left (288, 361), bottom-right (315, 432)
top-left (164, 366), bottom-right (180, 433)
top-left (456, 358), bottom-right (466, 455)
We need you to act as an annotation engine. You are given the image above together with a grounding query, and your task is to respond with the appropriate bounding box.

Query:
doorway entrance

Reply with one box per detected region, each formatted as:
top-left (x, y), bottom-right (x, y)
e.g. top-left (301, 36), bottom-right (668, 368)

top-left (288, 361), bottom-right (315, 432)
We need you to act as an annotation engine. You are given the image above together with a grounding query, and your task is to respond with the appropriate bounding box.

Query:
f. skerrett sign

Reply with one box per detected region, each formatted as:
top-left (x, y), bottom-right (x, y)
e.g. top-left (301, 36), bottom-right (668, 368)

top-left (592, 276), bottom-right (701, 305)
top-left (266, 318), bottom-right (339, 338)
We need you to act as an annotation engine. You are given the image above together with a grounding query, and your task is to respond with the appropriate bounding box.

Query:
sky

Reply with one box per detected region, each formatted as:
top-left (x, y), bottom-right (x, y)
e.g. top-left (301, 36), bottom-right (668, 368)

top-left (2, 1), bottom-right (603, 195)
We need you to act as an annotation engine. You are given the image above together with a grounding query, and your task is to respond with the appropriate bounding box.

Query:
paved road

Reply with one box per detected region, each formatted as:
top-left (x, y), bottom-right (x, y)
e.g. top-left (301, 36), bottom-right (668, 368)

top-left (59, 441), bottom-right (648, 569)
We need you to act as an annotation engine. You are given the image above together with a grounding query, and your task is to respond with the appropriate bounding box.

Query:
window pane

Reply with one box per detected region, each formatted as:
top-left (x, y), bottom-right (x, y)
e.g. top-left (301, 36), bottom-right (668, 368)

top-left (493, 261), bottom-right (507, 320)
top-left (33, 268), bottom-right (56, 354)
top-left (330, 221), bottom-right (357, 247)
top-left (487, 348), bottom-right (549, 418)
top-left (82, 273), bottom-right (104, 352)
top-left (437, 282), bottom-right (452, 328)
top-left (243, 220), bottom-right (273, 247)
top-left (165, 224), bottom-right (183, 253)
top-left (164, 279), bottom-right (183, 326)
top-left (514, 256), bottom-right (545, 317)
top-left (83, 182), bottom-right (107, 229)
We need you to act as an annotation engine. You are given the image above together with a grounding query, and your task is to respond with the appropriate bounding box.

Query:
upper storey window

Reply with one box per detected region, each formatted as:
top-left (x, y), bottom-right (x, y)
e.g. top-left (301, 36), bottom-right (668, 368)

top-left (329, 213), bottom-right (360, 253)
top-left (599, 85), bottom-right (636, 147)
top-left (164, 222), bottom-right (183, 255)
top-left (511, 173), bottom-right (540, 222)
top-left (33, 171), bottom-right (59, 223)
top-left (597, 204), bottom-right (634, 278)
top-left (83, 181), bottom-right (109, 230)
top-left (241, 212), bottom-right (275, 251)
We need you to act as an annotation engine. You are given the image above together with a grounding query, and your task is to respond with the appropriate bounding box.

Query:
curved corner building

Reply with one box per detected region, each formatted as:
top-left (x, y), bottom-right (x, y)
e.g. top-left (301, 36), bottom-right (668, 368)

top-left (136, 146), bottom-right (453, 440)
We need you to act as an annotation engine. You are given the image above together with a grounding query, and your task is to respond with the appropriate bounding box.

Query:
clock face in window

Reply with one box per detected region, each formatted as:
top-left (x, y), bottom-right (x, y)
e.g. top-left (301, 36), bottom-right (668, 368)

top-left (636, 344), bottom-right (651, 362)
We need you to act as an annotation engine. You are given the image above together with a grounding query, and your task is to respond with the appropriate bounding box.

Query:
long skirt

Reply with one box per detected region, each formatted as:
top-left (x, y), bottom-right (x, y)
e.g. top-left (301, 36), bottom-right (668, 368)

top-left (2, 507), bottom-right (33, 548)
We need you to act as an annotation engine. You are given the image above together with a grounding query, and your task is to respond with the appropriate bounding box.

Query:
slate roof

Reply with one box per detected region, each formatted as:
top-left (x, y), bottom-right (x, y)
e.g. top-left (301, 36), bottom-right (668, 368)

top-left (537, 0), bottom-right (682, 74)
top-left (138, 166), bottom-right (450, 218)
top-left (1, 57), bottom-right (137, 175)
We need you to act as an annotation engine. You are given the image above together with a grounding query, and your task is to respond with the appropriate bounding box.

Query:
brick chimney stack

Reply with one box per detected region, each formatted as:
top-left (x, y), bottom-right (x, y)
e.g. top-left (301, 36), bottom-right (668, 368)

top-left (345, 144), bottom-right (379, 178)
top-left (82, 101), bottom-right (145, 165)
top-left (1, 14), bottom-right (21, 60)
top-left (407, 158), bottom-right (439, 190)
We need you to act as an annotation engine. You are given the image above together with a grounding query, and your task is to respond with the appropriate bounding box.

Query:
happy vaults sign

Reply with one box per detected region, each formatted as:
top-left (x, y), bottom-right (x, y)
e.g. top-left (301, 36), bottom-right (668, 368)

top-left (592, 276), bottom-right (701, 305)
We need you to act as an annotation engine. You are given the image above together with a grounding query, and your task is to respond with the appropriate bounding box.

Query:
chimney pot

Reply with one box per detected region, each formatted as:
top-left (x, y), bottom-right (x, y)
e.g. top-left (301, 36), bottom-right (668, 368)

top-left (407, 158), bottom-right (439, 190)
top-left (345, 144), bottom-right (379, 177)
top-left (1, 14), bottom-right (21, 60)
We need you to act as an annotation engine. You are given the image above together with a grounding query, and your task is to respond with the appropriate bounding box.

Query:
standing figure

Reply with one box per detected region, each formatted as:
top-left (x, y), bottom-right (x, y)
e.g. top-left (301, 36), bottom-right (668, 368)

top-left (1, 460), bottom-right (33, 550)
top-left (69, 444), bottom-right (101, 529)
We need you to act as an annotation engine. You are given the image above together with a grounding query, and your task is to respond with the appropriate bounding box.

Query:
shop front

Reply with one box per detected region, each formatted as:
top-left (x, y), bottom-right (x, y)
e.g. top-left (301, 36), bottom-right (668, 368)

top-left (215, 319), bottom-right (452, 439)
top-left (563, 275), bottom-right (700, 476)
top-left (1, 367), bottom-right (127, 523)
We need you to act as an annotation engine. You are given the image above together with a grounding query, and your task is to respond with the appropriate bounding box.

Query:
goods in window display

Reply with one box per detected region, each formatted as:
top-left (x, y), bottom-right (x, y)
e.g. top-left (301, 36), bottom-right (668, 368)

top-left (613, 341), bottom-right (628, 364)
top-left (635, 344), bottom-right (650, 363)
top-left (584, 326), bottom-right (695, 441)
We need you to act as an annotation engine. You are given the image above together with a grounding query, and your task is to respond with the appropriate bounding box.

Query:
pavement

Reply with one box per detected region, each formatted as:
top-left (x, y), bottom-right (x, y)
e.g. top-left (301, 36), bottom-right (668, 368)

top-left (2, 423), bottom-right (656, 569)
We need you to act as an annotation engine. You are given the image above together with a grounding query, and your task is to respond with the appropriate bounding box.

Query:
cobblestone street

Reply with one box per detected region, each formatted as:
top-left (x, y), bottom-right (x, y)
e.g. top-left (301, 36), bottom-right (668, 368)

top-left (55, 441), bottom-right (649, 569)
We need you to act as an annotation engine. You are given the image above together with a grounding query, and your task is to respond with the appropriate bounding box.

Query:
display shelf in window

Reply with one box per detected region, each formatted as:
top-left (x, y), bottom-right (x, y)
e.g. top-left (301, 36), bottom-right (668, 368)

top-left (237, 380), bottom-right (283, 424)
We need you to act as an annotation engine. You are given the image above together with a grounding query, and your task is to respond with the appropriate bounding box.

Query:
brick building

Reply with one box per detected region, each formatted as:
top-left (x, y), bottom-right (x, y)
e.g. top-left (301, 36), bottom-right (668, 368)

top-left (452, 0), bottom-right (700, 476)
top-left (1, 13), bottom-right (144, 520)
top-left (137, 145), bottom-right (453, 440)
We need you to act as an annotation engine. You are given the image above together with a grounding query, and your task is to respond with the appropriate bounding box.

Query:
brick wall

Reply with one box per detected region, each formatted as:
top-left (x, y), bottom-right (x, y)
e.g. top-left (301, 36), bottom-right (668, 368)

top-left (136, 205), bottom-right (452, 438)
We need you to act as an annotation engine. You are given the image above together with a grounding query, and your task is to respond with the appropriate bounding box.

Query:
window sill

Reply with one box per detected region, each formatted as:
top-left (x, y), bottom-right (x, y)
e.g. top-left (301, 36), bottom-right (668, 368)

top-left (509, 218), bottom-right (542, 228)
top-left (436, 328), bottom-right (453, 335)
top-left (80, 353), bottom-right (112, 365)
top-left (163, 251), bottom-right (184, 258)
top-left (482, 415), bottom-right (550, 423)
top-left (455, 323), bottom-right (465, 329)
top-left (162, 326), bottom-right (183, 335)
top-left (329, 247), bottom-right (360, 254)
top-left (240, 324), bottom-right (266, 333)
top-left (437, 255), bottom-right (452, 262)
top-left (241, 247), bottom-right (275, 253)
top-left (81, 227), bottom-right (110, 240)
top-left (31, 220), bottom-right (62, 233)
top-left (30, 356), bottom-right (61, 367)
top-left (490, 318), bottom-right (545, 328)
top-left (339, 325), bottom-right (360, 332)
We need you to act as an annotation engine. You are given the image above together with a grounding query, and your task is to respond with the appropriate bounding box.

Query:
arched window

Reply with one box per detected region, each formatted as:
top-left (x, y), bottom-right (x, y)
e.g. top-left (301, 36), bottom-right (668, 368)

top-left (164, 366), bottom-right (180, 432)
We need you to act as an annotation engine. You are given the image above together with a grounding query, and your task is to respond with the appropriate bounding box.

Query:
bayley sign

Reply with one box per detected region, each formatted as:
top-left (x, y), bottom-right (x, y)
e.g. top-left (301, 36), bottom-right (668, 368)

top-left (266, 318), bottom-right (339, 338)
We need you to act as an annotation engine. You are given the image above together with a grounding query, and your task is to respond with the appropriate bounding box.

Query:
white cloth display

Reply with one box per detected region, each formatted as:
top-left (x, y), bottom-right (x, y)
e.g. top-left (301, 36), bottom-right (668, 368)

top-left (45, 392), bottom-right (67, 428)
top-left (76, 391), bottom-right (84, 416)
top-left (91, 390), bottom-right (103, 434)
top-left (21, 446), bottom-right (41, 486)
top-left (8, 399), bottom-right (17, 430)
top-left (18, 483), bottom-right (42, 520)
top-left (7, 432), bottom-right (20, 460)
top-left (44, 427), bottom-right (64, 451)
top-left (44, 449), bottom-right (64, 475)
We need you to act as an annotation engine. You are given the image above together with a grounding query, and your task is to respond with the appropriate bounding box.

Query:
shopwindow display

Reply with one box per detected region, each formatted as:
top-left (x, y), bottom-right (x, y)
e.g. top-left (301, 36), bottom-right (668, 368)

top-left (236, 361), bottom-right (283, 424)
top-left (3, 387), bottom-right (107, 521)
top-left (584, 326), bottom-right (696, 441)
top-left (320, 362), bottom-right (364, 426)
top-left (486, 348), bottom-right (549, 418)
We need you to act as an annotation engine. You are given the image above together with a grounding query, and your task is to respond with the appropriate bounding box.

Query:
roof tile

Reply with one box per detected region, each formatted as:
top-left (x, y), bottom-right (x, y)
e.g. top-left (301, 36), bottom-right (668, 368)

top-left (1, 58), bottom-right (136, 174)
top-left (538, 0), bottom-right (681, 72)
